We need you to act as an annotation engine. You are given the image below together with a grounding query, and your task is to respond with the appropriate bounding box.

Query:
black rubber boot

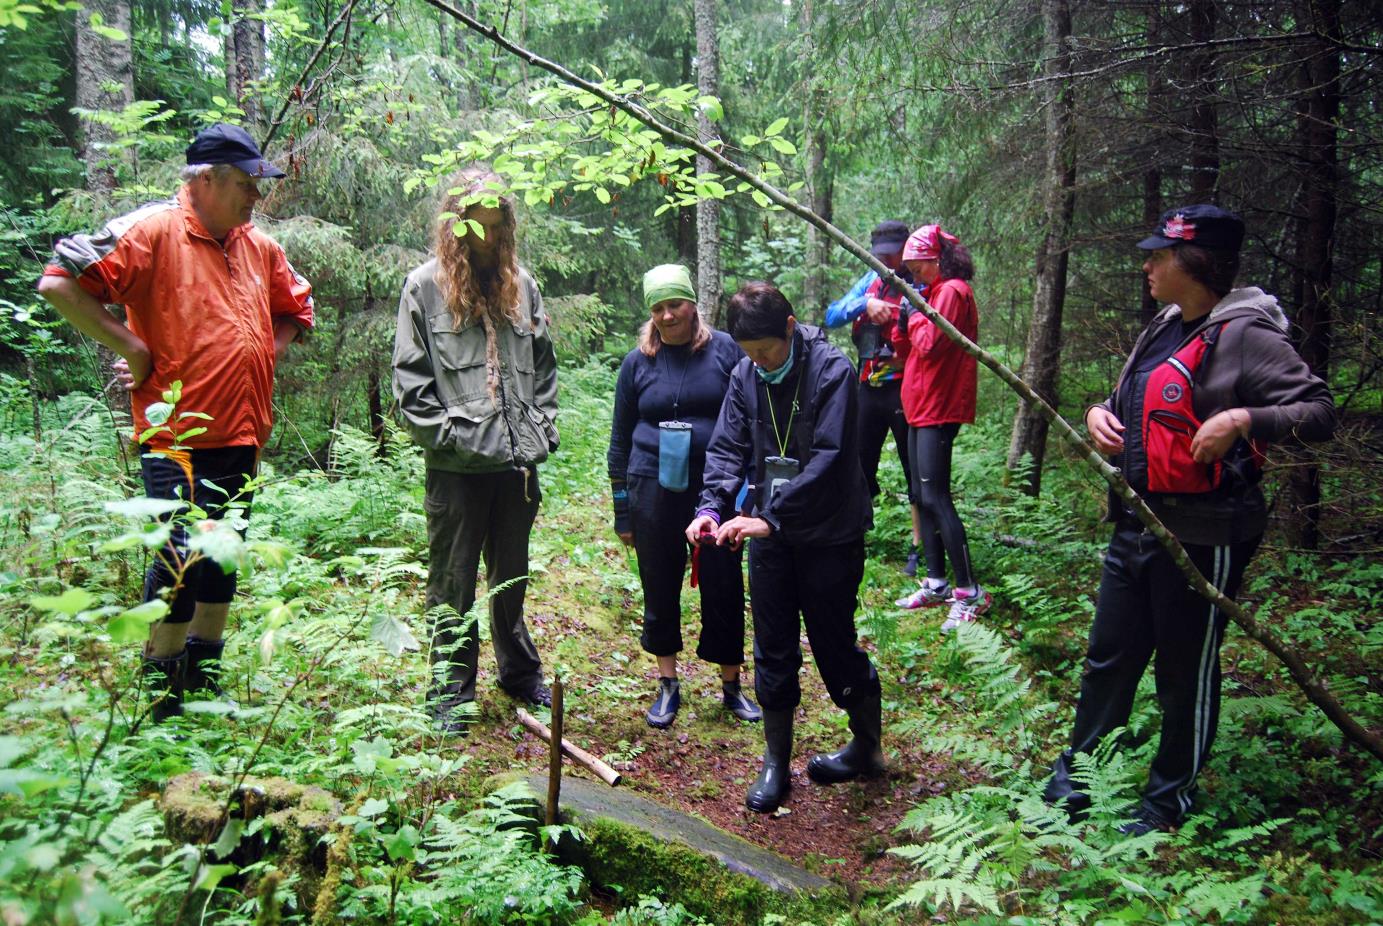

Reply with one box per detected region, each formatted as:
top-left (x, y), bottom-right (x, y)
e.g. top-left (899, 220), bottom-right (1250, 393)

top-left (807, 694), bottom-right (885, 784)
top-left (141, 651), bottom-right (187, 723)
top-left (745, 709), bottom-right (793, 813)
top-left (184, 636), bottom-right (226, 696)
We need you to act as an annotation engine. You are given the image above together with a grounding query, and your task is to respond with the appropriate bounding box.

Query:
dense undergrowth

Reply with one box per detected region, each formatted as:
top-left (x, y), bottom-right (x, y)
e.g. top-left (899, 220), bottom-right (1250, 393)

top-left (0, 361), bottom-right (1379, 925)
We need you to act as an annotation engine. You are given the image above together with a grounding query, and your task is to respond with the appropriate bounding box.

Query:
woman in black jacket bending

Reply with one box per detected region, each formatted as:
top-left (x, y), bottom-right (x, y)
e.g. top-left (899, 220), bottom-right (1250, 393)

top-left (687, 282), bottom-right (882, 814)
top-left (608, 264), bottom-right (759, 730)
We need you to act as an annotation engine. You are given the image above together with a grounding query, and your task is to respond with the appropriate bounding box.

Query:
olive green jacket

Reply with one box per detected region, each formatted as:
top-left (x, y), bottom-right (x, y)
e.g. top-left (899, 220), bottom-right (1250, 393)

top-left (392, 259), bottom-right (559, 473)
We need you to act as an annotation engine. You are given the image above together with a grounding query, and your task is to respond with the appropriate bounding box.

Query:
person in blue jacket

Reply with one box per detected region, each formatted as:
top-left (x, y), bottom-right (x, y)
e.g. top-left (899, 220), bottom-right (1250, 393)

top-left (824, 220), bottom-right (923, 576)
top-left (608, 264), bottom-right (760, 729)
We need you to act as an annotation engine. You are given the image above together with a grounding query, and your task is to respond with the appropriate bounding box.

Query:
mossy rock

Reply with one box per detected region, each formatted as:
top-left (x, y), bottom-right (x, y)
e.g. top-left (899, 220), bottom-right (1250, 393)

top-left (514, 775), bottom-right (842, 926)
top-left (160, 772), bottom-right (341, 909)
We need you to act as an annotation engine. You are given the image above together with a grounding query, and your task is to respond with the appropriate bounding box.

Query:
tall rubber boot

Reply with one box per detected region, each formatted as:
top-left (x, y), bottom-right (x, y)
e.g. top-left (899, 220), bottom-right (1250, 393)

top-left (807, 694), bottom-right (885, 784)
top-left (141, 651), bottom-right (187, 723)
top-left (184, 636), bottom-right (225, 696)
top-left (745, 709), bottom-right (793, 813)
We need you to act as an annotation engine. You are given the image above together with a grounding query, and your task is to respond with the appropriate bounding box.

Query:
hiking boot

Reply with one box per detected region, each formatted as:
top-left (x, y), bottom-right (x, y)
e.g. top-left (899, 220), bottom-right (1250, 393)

top-left (1118, 805), bottom-right (1176, 837)
top-left (503, 681), bottom-right (553, 708)
top-left (184, 636), bottom-right (240, 711)
top-left (746, 709), bottom-right (793, 813)
top-left (903, 547), bottom-right (920, 578)
top-left (941, 586), bottom-right (992, 632)
top-left (807, 694), bottom-right (886, 784)
top-left (430, 697), bottom-right (475, 736)
top-left (141, 651), bottom-right (187, 724)
top-left (646, 677), bottom-right (680, 728)
top-left (896, 581), bottom-right (951, 609)
top-left (722, 679), bottom-right (762, 722)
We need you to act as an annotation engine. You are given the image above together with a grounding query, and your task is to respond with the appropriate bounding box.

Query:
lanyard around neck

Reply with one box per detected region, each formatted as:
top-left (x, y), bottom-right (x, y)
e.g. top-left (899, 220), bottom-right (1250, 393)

top-left (663, 344), bottom-right (692, 418)
top-left (764, 369), bottom-right (803, 457)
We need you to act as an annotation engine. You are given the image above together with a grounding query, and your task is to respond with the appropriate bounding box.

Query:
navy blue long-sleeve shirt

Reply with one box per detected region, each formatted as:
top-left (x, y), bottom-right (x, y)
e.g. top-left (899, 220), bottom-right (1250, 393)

top-left (607, 329), bottom-right (743, 485)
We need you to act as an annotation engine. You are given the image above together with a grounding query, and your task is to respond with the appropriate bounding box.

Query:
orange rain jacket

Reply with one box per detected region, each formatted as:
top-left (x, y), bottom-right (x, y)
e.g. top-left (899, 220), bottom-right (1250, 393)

top-left (43, 187), bottom-right (314, 450)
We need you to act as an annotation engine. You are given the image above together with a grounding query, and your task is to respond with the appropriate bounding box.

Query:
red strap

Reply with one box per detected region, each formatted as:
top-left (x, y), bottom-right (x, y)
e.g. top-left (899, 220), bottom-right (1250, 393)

top-left (690, 543), bottom-right (701, 588)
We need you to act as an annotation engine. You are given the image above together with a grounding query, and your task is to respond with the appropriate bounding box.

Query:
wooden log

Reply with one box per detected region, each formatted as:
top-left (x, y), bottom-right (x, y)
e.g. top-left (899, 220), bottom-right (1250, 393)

top-left (516, 708), bottom-right (623, 787)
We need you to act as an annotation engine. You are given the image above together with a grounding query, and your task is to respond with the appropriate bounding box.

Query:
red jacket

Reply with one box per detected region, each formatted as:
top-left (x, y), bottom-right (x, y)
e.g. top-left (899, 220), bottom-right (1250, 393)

top-left (43, 187), bottom-right (314, 450)
top-left (890, 276), bottom-right (977, 427)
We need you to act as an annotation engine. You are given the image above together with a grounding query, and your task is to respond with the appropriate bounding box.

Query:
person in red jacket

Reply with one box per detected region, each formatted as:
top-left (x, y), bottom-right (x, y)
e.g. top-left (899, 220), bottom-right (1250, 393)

top-left (38, 123), bottom-right (314, 721)
top-left (890, 225), bottom-right (992, 630)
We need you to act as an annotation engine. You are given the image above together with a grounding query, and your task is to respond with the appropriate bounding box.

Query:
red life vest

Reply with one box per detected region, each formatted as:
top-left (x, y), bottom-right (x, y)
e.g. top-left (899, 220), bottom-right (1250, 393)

top-left (1139, 322), bottom-right (1262, 494)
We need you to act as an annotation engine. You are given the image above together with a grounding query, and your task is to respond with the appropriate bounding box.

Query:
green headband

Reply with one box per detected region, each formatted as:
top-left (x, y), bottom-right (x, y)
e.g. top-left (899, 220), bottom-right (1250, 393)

top-left (643, 264), bottom-right (697, 310)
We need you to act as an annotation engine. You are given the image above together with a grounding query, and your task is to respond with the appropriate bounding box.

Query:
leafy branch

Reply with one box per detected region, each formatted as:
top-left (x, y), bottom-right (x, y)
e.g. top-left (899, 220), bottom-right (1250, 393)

top-left (425, 0), bottom-right (1382, 764)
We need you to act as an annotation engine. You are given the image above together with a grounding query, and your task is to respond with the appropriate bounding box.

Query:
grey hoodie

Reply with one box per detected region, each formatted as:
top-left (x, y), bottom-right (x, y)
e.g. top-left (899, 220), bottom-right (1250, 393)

top-left (1096, 287), bottom-right (1335, 545)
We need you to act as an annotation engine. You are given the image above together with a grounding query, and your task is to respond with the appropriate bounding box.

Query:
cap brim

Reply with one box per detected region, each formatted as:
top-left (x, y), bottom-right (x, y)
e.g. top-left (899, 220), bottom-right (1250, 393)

top-left (233, 157), bottom-right (287, 179)
top-left (1137, 234), bottom-right (1176, 250)
top-left (871, 241), bottom-right (905, 256)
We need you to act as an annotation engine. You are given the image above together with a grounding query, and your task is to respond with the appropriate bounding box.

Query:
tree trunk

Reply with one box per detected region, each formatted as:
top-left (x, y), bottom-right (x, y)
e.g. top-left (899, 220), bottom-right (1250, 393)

top-left (800, 0), bottom-right (832, 314)
top-left (226, 0), bottom-right (267, 130)
top-left (1140, 5), bottom-right (1163, 326)
top-left (75, 0), bottom-right (133, 191)
top-left (1007, 0), bottom-right (1076, 496)
top-left (1285, 0), bottom-right (1340, 550)
top-left (693, 0), bottom-right (722, 325)
top-left (1186, 0), bottom-right (1218, 201)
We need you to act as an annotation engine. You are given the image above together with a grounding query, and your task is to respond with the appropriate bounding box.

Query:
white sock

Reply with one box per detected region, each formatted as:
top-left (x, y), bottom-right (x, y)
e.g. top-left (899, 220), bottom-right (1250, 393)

top-left (925, 577), bottom-right (949, 591)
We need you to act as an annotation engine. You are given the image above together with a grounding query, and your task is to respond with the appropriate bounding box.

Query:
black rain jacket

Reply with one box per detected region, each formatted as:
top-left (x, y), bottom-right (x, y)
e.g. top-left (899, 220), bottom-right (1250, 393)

top-left (698, 324), bottom-right (873, 545)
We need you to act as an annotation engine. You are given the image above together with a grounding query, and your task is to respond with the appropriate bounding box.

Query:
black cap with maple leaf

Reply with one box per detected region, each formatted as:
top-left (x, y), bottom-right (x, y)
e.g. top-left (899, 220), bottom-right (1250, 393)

top-left (1138, 204), bottom-right (1245, 252)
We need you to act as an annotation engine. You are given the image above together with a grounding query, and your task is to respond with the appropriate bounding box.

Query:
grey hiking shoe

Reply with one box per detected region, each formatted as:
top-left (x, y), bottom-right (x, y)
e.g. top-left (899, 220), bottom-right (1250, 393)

top-left (646, 677), bottom-right (680, 728)
top-left (722, 680), bottom-right (762, 722)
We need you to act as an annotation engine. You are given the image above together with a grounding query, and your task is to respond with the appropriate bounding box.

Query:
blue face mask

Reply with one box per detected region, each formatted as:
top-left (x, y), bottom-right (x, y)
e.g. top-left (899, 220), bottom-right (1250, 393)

top-left (756, 338), bottom-right (796, 384)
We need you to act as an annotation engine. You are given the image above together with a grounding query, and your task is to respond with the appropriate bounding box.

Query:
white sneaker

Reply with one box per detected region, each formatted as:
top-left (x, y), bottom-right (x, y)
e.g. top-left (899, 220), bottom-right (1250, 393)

top-left (896, 582), bottom-right (952, 609)
top-left (941, 587), bottom-right (992, 632)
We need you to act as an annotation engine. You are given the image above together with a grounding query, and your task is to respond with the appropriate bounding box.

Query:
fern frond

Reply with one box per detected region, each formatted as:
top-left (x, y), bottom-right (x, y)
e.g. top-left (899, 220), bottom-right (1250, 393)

top-left (886, 876), bottom-right (1001, 915)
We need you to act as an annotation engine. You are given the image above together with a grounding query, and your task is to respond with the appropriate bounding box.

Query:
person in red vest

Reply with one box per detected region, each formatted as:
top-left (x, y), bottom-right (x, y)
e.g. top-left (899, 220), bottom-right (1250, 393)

top-left (1043, 204), bottom-right (1335, 834)
top-left (38, 123), bottom-right (314, 721)
top-left (891, 224), bottom-right (991, 631)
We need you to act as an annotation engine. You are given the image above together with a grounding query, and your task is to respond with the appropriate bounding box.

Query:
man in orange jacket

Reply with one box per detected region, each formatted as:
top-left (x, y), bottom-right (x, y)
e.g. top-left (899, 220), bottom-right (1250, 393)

top-left (38, 123), bottom-right (314, 721)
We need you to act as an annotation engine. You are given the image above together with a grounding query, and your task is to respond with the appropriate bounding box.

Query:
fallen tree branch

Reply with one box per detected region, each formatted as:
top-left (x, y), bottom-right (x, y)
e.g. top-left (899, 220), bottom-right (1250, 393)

top-left (425, 0), bottom-right (1381, 764)
top-left (517, 708), bottom-right (622, 787)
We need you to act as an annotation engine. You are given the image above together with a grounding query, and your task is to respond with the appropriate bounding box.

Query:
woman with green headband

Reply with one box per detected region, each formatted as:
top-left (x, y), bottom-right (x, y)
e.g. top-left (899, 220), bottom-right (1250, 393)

top-left (607, 264), bottom-right (759, 729)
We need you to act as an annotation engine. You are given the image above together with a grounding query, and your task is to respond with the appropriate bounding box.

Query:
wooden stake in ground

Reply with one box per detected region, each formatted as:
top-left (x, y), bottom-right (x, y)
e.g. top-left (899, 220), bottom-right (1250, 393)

top-left (516, 708), bottom-right (623, 787)
top-left (546, 678), bottom-right (563, 834)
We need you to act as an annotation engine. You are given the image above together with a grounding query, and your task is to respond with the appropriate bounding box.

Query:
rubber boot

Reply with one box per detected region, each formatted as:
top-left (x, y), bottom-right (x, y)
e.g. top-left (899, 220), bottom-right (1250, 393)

top-left (745, 709), bottom-right (793, 813)
top-left (184, 636), bottom-right (225, 696)
top-left (807, 694), bottom-right (885, 784)
top-left (141, 651), bottom-right (187, 723)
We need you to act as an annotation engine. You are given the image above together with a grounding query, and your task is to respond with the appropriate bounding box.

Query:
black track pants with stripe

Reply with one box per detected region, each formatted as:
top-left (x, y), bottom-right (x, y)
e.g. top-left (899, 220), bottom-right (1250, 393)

top-left (1045, 520), bottom-right (1260, 823)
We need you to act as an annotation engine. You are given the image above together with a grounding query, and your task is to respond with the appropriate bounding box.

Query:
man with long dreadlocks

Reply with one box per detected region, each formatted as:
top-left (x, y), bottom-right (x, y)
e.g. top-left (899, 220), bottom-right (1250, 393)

top-left (392, 167), bottom-right (560, 733)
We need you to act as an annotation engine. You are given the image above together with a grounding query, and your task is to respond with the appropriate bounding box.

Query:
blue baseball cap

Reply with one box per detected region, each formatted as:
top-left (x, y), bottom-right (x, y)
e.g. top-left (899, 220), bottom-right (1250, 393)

top-left (185, 123), bottom-right (286, 179)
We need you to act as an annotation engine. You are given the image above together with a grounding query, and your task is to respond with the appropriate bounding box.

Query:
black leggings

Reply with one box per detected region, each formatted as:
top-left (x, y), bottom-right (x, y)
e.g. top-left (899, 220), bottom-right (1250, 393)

top-left (141, 445), bottom-right (257, 624)
top-left (857, 380), bottom-right (911, 499)
top-left (907, 423), bottom-right (975, 588)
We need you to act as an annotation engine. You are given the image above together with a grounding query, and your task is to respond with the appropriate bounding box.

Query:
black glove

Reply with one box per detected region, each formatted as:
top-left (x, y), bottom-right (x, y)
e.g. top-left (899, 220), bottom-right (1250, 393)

top-left (612, 483), bottom-right (632, 535)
